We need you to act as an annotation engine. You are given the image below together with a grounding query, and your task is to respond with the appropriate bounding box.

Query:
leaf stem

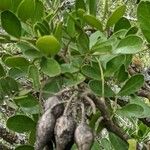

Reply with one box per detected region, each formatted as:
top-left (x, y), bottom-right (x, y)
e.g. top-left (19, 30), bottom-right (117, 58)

top-left (96, 57), bottom-right (105, 98)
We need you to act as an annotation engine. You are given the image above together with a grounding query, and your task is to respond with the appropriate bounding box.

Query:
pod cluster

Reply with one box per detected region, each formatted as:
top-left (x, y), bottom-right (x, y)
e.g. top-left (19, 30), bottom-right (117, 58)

top-left (35, 95), bottom-right (94, 150)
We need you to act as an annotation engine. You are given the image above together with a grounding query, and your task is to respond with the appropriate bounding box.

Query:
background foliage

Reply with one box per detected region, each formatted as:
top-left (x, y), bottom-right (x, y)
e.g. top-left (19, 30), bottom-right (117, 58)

top-left (0, 0), bottom-right (150, 150)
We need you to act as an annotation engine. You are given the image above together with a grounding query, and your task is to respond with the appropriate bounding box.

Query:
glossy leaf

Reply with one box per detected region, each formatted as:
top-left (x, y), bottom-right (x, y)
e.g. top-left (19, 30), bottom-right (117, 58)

top-left (83, 14), bottom-right (103, 31)
top-left (0, 77), bottom-right (11, 95)
top-left (7, 115), bottom-right (36, 133)
top-left (4, 56), bottom-right (30, 68)
top-left (40, 57), bottom-right (61, 77)
top-left (32, 0), bottom-right (44, 23)
top-left (116, 104), bottom-right (144, 118)
top-left (1, 10), bottom-right (21, 38)
top-left (137, 1), bottom-right (150, 43)
top-left (75, 0), bottom-right (86, 11)
top-left (77, 32), bottom-right (89, 53)
top-left (28, 65), bottom-right (40, 91)
top-left (106, 5), bottom-right (126, 28)
top-left (126, 26), bottom-right (138, 36)
top-left (54, 21), bottom-right (63, 42)
top-left (0, 0), bottom-right (12, 10)
top-left (87, 0), bottom-right (97, 16)
top-left (105, 55), bottom-right (125, 76)
top-left (17, 0), bottom-right (35, 21)
top-left (14, 94), bottom-right (40, 114)
top-left (118, 74), bottom-right (144, 96)
top-left (67, 13), bottom-right (76, 37)
top-left (81, 65), bottom-right (100, 80)
top-left (109, 132), bottom-right (129, 150)
top-left (61, 63), bottom-right (78, 74)
top-left (130, 97), bottom-right (150, 118)
top-left (11, 0), bottom-right (22, 12)
top-left (116, 65), bottom-right (128, 82)
top-left (114, 17), bottom-right (131, 32)
top-left (63, 73), bottom-right (85, 87)
top-left (89, 80), bottom-right (115, 97)
top-left (5, 76), bottom-right (19, 93)
top-left (91, 40), bottom-right (112, 54)
top-left (114, 35), bottom-right (143, 54)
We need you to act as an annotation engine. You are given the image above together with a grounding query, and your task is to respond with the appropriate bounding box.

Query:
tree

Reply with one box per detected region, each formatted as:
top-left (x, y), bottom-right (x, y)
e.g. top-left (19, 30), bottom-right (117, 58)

top-left (0, 0), bottom-right (150, 149)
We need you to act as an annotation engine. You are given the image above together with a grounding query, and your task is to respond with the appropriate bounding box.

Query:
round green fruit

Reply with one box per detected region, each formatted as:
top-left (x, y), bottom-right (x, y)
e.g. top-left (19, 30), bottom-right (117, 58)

top-left (36, 35), bottom-right (61, 56)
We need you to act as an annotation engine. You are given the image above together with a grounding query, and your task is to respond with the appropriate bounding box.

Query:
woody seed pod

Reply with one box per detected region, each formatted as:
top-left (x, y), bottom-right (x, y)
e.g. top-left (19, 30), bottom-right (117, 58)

top-left (44, 96), bottom-right (64, 118)
top-left (35, 108), bottom-right (56, 150)
top-left (74, 122), bottom-right (94, 150)
top-left (54, 115), bottom-right (76, 150)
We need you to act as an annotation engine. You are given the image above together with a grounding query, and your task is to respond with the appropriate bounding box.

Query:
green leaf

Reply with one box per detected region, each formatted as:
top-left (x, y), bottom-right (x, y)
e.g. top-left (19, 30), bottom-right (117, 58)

top-left (114, 17), bottom-right (131, 32)
top-left (100, 138), bottom-right (112, 150)
top-left (83, 14), bottom-right (103, 31)
top-left (87, 0), bottom-right (97, 16)
top-left (116, 104), bottom-right (144, 118)
top-left (114, 35), bottom-right (143, 54)
top-left (106, 5), bottom-right (126, 28)
top-left (63, 73), bottom-right (85, 87)
top-left (17, 0), bottom-right (35, 22)
top-left (40, 57), bottom-right (61, 77)
top-left (61, 63), bottom-right (78, 74)
top-left (54, 21), bottom-right (63, 42)
top-left (67, 13), bottom-right (76, 37)
top-left (130, 97), bottom-right (150, 118)
top-left (126, 26), bottom-right (138, 36)
top-left (7, 115), bottom-right (36, 133)
top-left (89, 31), bottom-right (107, 48)
top-left (105, 55), bottom-right (125, 76)
top-left (137, 1), bottom-right (150, 43)
top-left (1, 10), bottom-right (22, 38)
top-left (15, 145), bottom-right (34, 150)
top-left (75, 0), bottom-right (86, 11)
top-left (4, 56), bottom-right (30, 68)
top-left (14, 94), bottom-right (40, 114)
top-left (11, 0), bottom-right (22, 12)
top-left (0, 77), bottom-right (11, 95)
top-left (109, 132), bottom-right (129, 150)
top-left (28, 65), bottom-right (40, 91)
top-left (43, 77), bottom-right (62, 95)
top-left (89, 80), bottom-right (115, 97)
top-left (81, 65), bottom-right (100, 80)
top-left (0, 63), bottom-right (6, 77)
top-left (77, 32), bottom-right (89, 53)
top-left (32, 0), bottom-right (44, 23)
top-left (0, 0), bottom-right (12, 11)
top-left (91, 40), bottom-right (112, 54)
top-left (5, 76), bottom-right (19, 93)
top-left (9, 68), bottom-right (25, 79)
top-left (118, 74), bottom-right (144, 96)
top-left (116, 65), bottom-right (128, 83)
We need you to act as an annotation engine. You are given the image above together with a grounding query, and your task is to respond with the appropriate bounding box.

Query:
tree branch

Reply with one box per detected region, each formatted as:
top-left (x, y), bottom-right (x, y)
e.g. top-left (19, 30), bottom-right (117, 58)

top-left (87, 94), bottom-right (130, 141)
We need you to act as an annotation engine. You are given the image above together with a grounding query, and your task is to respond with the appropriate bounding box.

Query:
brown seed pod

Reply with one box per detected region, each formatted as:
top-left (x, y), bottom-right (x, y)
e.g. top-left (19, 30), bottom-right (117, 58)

top-left (44, 96), bottom-right (64, 118)
top-left (54, 115), bottom-right (76, 150)
top-left (74, 122), bottom-right (94, 150)
top-left (35, 109), bottom-right (56, 150)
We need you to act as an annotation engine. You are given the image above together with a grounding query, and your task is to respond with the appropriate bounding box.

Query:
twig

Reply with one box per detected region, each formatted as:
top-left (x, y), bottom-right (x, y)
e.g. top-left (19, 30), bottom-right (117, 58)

top-left (82, 95), bottom-right (96, 114)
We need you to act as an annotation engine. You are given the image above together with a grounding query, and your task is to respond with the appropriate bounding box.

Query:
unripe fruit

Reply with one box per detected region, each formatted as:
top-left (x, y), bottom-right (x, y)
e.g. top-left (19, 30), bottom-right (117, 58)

top-left (36, 35), bottom-right (61, 56)
top-left (54, 115), bottom-right (76, 150)
top-left (44, 96), bottom-right (64, 118)
top-left (74, 123), bottom-right (94, 150)
top-left (35, 109), bottom-right (56, 150)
